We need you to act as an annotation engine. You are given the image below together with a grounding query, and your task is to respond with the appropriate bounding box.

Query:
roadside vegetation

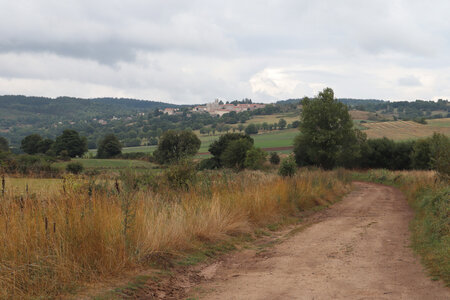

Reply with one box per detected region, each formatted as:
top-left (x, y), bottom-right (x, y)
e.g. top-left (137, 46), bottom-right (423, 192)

top-left (0, 168), bottom-right (350, 298)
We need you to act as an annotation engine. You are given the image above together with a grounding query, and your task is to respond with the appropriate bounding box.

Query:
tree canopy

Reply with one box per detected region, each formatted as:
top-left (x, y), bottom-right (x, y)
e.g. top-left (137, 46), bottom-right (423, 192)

top-left (53, 129), bottom-right (88, 158)
top-left (97, 134), bottom-right (122, 158)
top-left (153, 130), bottom-right (201, 164)
top-left (21, 134), bottom-right (43, 155)
top-left (294, 87), bottom-right (359, 169)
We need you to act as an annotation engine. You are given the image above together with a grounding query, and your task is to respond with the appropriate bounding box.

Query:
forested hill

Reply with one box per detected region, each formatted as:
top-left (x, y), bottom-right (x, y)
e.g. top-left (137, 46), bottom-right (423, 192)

top-left (0, 95), bottom-right (178, 122)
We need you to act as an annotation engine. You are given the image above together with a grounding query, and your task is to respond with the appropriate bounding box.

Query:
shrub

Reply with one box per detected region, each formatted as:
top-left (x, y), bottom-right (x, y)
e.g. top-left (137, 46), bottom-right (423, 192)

top-left (269, 152), bottom-right (280, 165)
top-left (244, 148), bottom-right (267, 170)
top-left (198, 157), bottom-right (220, 170)
top-left (278, 156), bottom-right (297, 177)
top-left (220, 138), bottom-right (253, 170)
top-left (163, 160), bottom-right (198, 190)
top-left (66, 162), bottom-right (84, 174)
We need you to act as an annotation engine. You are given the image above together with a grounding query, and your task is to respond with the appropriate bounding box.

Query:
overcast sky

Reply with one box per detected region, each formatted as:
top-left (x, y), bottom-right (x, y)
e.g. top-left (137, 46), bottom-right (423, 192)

top-left (1, 0), bottom-right (450, 104)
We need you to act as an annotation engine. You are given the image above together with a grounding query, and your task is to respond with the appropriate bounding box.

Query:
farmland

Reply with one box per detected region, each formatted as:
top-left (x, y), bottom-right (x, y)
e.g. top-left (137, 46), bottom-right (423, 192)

top-left (362, 118), bottom-right (450, 140)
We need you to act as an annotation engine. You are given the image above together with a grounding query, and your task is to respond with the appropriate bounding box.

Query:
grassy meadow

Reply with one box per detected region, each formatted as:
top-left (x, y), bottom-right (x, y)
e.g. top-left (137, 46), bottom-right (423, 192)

top-left (0, 169), bottom-right (350, 298)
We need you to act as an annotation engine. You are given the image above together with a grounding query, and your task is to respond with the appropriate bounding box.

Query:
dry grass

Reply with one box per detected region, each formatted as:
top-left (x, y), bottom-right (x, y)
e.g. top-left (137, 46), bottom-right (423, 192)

top-left (349, 110), bottom-right (370, 120)
top-left (362, 119), bottom-right (450, 140)
top-left (0, 169), bottom-right (349, 298)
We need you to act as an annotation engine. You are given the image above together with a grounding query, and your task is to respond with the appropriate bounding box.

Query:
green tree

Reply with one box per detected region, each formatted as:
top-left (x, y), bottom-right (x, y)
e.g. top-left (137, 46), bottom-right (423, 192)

top-left (153, 130), bottom-right (201, 164)
top-left (37, 138), bottom-right (54, 154)
top-left (429, 133), bottom-right (450, 180)
top-left (21, 134), bottom-right (43, 155)
top-left (53, 129), bottom-right (88, 158)
top-left (278, 118), bottom-right (287, 130)
top-left (269, 152), bottom-right (280, 165)
top-left (97, 134), bottom-right (122, 158)
top-left (411, 138), bottom-right (431, 169)
top-left (245, 123), bottom-right (258, 135)
top-left (244, 147), bottom-right (267, 170)
top-left (221, 138), bottom-right (253, 170)
top-left (209, 133), bottom-right (254, 167)
top-left (293, 88), bottom-right (358, 169)
top-left (0, 136), bottom-right (9, 152)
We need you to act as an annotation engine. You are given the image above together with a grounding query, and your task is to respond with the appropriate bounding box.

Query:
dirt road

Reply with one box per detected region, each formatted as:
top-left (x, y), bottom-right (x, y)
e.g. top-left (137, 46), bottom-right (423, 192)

top-left (195, 182), bottom-right (449, 299)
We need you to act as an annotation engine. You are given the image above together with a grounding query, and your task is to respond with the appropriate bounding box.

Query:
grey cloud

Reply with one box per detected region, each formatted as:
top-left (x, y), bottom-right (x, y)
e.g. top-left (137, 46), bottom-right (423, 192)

top-left (0, 0), bottom-right (450, 102)
top-left (398, 75), bottom-right (422, 87)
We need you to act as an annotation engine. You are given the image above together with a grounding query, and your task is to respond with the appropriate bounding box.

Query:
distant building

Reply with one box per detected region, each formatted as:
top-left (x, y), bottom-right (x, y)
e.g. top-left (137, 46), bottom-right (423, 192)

top-left (162, 108), bottom-right (180, 115)
top-left (192, 99), bottom-right (265, 116)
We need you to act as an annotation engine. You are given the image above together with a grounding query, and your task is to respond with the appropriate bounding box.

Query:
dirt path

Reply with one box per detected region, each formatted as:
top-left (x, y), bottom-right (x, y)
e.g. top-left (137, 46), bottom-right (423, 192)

top-left (192, 182), bottom-right (449, 300)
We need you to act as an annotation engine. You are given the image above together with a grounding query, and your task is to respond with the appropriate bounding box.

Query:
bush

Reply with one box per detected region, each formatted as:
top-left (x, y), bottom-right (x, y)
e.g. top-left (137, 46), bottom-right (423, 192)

top-left (278, 156), bottom-right (297, 177)
top-left (244, 148), bottom-right (267, 170)
top-left (198, 157), bottom-right (220, 170)
top-left (66, 162), bottom-right (84, 174)
top-left (269, 152), bottom-right (280, 165)
top-left (220, 138), bottom-right (253, 170)
top-left (163, 160), bottom-right (198, 190)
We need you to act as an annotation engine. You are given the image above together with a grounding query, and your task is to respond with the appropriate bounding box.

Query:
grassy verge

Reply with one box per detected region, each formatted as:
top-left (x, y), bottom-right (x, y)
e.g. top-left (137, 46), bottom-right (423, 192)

top-left (352, 170), bottom-right (449, 285)
top-left (0, 169), bottom-right (350, 298)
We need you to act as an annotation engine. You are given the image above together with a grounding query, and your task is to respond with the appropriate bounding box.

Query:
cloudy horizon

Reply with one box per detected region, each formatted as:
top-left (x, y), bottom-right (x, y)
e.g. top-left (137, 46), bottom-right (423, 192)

top-left (1, 0), bottom-right (450, 104)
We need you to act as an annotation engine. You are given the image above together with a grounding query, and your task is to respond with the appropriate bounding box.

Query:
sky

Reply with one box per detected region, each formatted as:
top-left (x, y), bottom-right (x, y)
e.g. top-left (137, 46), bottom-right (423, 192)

top-left (1, 0), bottom-right (450, 104)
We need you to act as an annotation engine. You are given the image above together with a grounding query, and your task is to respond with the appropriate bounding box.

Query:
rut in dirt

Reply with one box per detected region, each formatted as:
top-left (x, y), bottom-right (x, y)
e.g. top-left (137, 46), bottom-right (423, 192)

top-left (190, 182), bottom-right (449, 300)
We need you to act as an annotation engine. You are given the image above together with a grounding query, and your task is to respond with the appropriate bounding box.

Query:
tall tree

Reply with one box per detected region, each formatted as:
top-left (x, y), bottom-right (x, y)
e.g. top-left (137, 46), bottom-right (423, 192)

top-left (294, 87), bottom-right (358, 169)
top-left (153, 130), bottom-right (201, 164)
top-left (97, 134), bottom-right (122, 158)
top-left (53, 129), bottom-right (88, 158)
top-left (21, 134), bottom-right (43, 154)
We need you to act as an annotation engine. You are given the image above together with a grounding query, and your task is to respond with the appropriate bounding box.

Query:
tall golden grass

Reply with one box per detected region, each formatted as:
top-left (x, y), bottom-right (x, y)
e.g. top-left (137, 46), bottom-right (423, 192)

top-left (0, 170), bottom-right (349, 298)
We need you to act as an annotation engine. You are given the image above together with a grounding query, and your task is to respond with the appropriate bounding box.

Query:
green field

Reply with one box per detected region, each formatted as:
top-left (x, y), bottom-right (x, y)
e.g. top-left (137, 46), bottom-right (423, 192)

top-left (54, 158), bottom-right (157, 172)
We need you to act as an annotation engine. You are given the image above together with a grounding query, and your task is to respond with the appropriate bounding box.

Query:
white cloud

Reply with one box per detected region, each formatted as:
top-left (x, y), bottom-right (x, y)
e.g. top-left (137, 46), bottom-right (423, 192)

top-left (0, 0), bottom-right (450, 103)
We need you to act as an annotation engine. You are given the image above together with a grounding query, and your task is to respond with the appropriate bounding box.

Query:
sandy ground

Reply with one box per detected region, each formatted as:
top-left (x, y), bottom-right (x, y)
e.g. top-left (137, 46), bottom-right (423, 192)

top-left (193, 182), bottom-right (449, 300)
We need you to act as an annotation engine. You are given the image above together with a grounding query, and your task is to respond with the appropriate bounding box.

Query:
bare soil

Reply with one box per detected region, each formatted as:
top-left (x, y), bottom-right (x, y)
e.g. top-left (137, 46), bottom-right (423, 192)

top-left (189, 182), bottom-right (449, 299)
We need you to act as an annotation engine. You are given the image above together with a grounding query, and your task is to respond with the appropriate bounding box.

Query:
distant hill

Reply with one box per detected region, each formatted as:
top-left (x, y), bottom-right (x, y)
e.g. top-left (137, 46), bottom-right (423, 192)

top-left (0, 95), bottom-right (178, 121)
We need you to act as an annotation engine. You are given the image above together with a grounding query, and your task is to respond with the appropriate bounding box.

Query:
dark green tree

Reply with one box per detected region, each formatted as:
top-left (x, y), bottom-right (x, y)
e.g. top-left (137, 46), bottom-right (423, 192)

top-left (209, 133), bottom-right (254, 167)
top-left (37, 138), bottom-right (54, 154)
top-left (97, 134), bottom-right (122, 158)
top-left (220, 138), bottom-right (253, 170)
top-left (21, 134), bottom-right (43, 154)
top-left (278, 118), bottom-right (287, 130)
top-left (153, 130), bottom-right (201, 164)
top-left (269, 152), bottom-right (280, 165)
top-left (411, 138), bottom-right (431, 169)
top-left (53, 129), bottom-right (88, 158)
top-left (293, 88), bottom-right (358, 169)
top-left (245, 123), bottom-right (258, 135)
top-left (0, 136), bottom-right (9, 152)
